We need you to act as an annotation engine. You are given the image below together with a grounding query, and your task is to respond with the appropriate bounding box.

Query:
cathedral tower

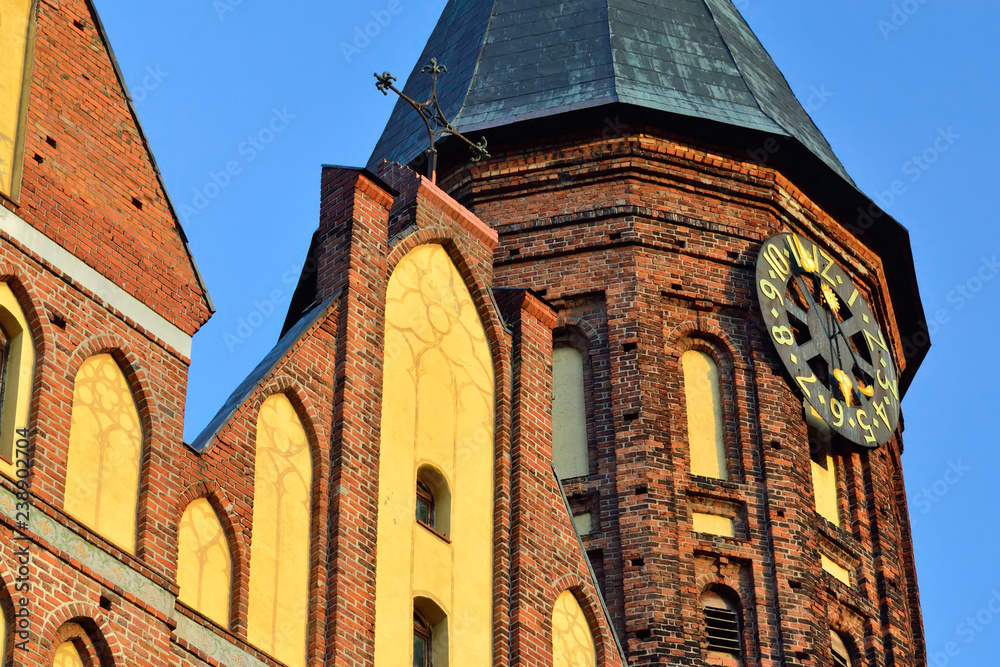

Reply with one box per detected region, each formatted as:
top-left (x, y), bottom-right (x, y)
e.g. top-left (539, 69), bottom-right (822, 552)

top-left (367, 1), bottom-right (928, 665)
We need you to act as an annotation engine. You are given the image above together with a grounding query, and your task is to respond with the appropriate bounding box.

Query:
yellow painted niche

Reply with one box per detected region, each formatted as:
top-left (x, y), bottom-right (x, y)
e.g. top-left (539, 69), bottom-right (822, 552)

top-left (63, 354), bottom-right (142, 553)
top-left (373, 244), bottom-right (495, 667)
top-left (682, 350), bottom-right (728, 480)
top-left (552, 590), bottom-right (597, 667)
top-left (177, 497), bottom-right (232, 626)
top-left (692, 512), bottom-right (735, 538)
top-left (806, 403), bottom-right (840, 526)
top-left (821, 554), bottom-right (851, 586)
top-left (247, 393), bottom-right (311, 667)
top-left (0, 0), bottom-right (34, 197)
top-left (1, 602), bottom-right (5, 667)
top-left (0, 283), bottom-right (34, 478)
top-left (552, 346), bottom-right (589, 479)
top-left (52, 641), bottom-right (84, 667)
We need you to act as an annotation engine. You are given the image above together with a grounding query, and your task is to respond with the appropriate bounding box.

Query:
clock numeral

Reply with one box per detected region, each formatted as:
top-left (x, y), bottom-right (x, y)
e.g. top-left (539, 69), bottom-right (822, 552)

top-left (872, 398), bottom-right (890, 430)
top-left (772, 326), bottom-right (794, 346)
top-left (877, 367), bottom-right (899, 403)
top-left (856, 409), bottom-right (878, 444)
top-left (819, 249), bottom-right (837, 286)
top-left (830, 397), bottom-right (845, 427)
top-left (759, 279), bottom-right (785, 306)
top-left (764, 244), bottom-right (791, 281)
top-left (795, 371), bottom-right (817, 399)
top-left (864, 327), bottom-right (889, 353)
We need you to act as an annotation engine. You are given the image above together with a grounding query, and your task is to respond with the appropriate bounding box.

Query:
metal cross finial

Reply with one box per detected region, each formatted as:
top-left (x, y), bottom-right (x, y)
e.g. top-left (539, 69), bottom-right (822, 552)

top-left (375, 58), bottom-right (490, 183)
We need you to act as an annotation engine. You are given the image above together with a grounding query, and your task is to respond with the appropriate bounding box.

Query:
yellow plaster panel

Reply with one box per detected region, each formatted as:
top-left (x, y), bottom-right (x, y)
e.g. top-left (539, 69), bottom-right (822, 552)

top-left (63, 354), bottom-right (142, 553)
top-left (0, 0), bottom-right (33, 197)
top-left (1, 604), bottom-right (5, 667)
top-left (682, 350), bottom-right (728, 480)
top-left (0, 283), bottom-right (34, 477)
top-left (247, 394), bottom-right (311, 667)
top-left (552, 590), bottom-right (597, 667)
top-left (52, 641), bottom-right (85, 667)
top-left (552, 347), bottom-right (589, 479)
top-left (374, 245), bottom-right (495, 667)
top-left (692, 512), bottom-right (735, 538)
top-left (177, 497), bottom-right (232, 626)
top-left (821, 554), bottom-right (851, 586)
top-left (806, 404), bottom-right (841, 526)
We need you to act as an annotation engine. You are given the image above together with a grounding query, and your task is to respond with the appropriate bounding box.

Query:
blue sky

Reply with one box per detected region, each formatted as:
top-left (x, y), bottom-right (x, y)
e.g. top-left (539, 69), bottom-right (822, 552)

top-left (93, 0), bottom-right (999, 662)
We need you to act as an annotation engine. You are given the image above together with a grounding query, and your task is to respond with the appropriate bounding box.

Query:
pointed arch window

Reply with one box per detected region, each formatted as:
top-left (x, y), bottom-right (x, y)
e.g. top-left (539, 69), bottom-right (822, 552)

top-left (682, 349), bottom-right (728, 480)
top-left (0, 0), bottom-right (36, 199)
top-left (0, 283), bottom-right (34, 474)
top-left (1, 598), bottom-right (7, 667)
top-left (247, 393), bottom-right (312, 667)
top-left (63, 354), bottom-right (143, 552)
top-left (551, 590), bottom-right (597, 666)
top-left (177, 497), bottom-right (232, 626)
top-left (52, 641), bottom-right (85, 667)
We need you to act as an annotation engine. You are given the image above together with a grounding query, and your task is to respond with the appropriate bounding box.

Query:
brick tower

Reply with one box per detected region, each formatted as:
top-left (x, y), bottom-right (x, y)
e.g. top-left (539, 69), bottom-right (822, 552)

top-left (366, 1), bottom-right (929, 666)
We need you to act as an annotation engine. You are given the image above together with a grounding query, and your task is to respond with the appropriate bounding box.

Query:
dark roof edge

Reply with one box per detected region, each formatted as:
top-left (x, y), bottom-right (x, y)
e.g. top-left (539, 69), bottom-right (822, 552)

top-left (85, 0), bottom-right (215, 317)
top-left (187, 293), bottom-right (338, 453)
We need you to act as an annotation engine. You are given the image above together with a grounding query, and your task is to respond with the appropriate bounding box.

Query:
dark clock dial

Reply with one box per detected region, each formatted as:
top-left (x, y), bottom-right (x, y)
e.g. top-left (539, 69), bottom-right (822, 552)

top-left (755, 232), bottom-right (900, 447)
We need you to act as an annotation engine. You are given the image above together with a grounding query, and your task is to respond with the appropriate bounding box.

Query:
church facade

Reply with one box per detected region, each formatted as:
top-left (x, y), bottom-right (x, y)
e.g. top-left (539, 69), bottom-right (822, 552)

top-left (0, 1), bottom-right (927, 666)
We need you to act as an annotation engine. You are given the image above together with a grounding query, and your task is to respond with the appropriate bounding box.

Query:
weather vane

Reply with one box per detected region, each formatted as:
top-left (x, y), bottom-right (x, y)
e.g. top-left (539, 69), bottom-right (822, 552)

top-left (375, 59), bottom-right (490, 183)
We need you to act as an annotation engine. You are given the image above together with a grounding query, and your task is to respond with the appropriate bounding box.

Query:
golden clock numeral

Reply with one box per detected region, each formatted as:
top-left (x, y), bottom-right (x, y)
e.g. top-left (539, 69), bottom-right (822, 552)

top-left (759, 279), bottom-right (785, 305)
top-left (795, 371), bottom-right (817, 398)
top-left (764, 244), bottom-right (791, 281)
top-left (830, 397), bottom-right (845, 427)
top-left (856, 409), bottom-right (878, 444)
top-left (819, 249), bottom-right (837, 286)
top-left (864, 327), bottom-right (889, 353)
top-left (872, 398), bottom-right (890, 430)
top-left (877, 367), bottom-right (899, 403)
top-left (772, 326), bottom-right (794, 346)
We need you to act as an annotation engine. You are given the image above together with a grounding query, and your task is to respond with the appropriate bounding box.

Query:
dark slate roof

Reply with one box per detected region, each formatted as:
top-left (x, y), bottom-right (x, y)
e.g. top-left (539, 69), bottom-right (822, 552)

top-left (187, 295), bottom-right (337, 453)
top-left (367, 0), bottom-right (851, 182)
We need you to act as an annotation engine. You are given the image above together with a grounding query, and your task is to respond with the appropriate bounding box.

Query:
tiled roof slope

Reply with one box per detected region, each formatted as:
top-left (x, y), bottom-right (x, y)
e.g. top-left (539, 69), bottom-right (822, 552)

top-left (368, 0), bottom-right (851, 183)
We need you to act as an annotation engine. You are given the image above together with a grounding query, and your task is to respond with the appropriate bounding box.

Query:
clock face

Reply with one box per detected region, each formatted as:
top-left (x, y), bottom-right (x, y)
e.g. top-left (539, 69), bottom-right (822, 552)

top-left (755, 233), bottom-right (900, 448)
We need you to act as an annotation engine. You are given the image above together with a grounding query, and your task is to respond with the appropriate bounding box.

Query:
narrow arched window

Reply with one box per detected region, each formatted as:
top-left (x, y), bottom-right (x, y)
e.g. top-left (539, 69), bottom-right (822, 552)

top-left (682, 350), bottom-right (728, 480)
top-left (551, 590), bottom-right (597, 666)
top-left (552, 346), bottom-right (590, 480)
top-left (413, 597), bottom-right (448, 667)
top-left (806, 404), bottom-right (841, 526)
top-left (415, 466), bottom-right (451, 539)
top-left (52, 641), bottom-right (85, 667)
top-left (247, 393), bottom-right (312, 667)
top-left (0, 283), bottom-right (35, 476)
top-left (177, 497), bottom-right (232, 626)
top-left (701, 589), bottom-right (742, 662)
top-left (831, 631), bottom-right (853, 667)
top-left (63, 354), bottom-right (142, 552)
top-left (413, 611), bottom-right (432, 667)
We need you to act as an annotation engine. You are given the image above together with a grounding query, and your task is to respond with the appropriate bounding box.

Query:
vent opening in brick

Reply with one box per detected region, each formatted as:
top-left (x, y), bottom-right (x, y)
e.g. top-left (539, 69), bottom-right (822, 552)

top-left (703, 589), bottom-right (741, 656)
